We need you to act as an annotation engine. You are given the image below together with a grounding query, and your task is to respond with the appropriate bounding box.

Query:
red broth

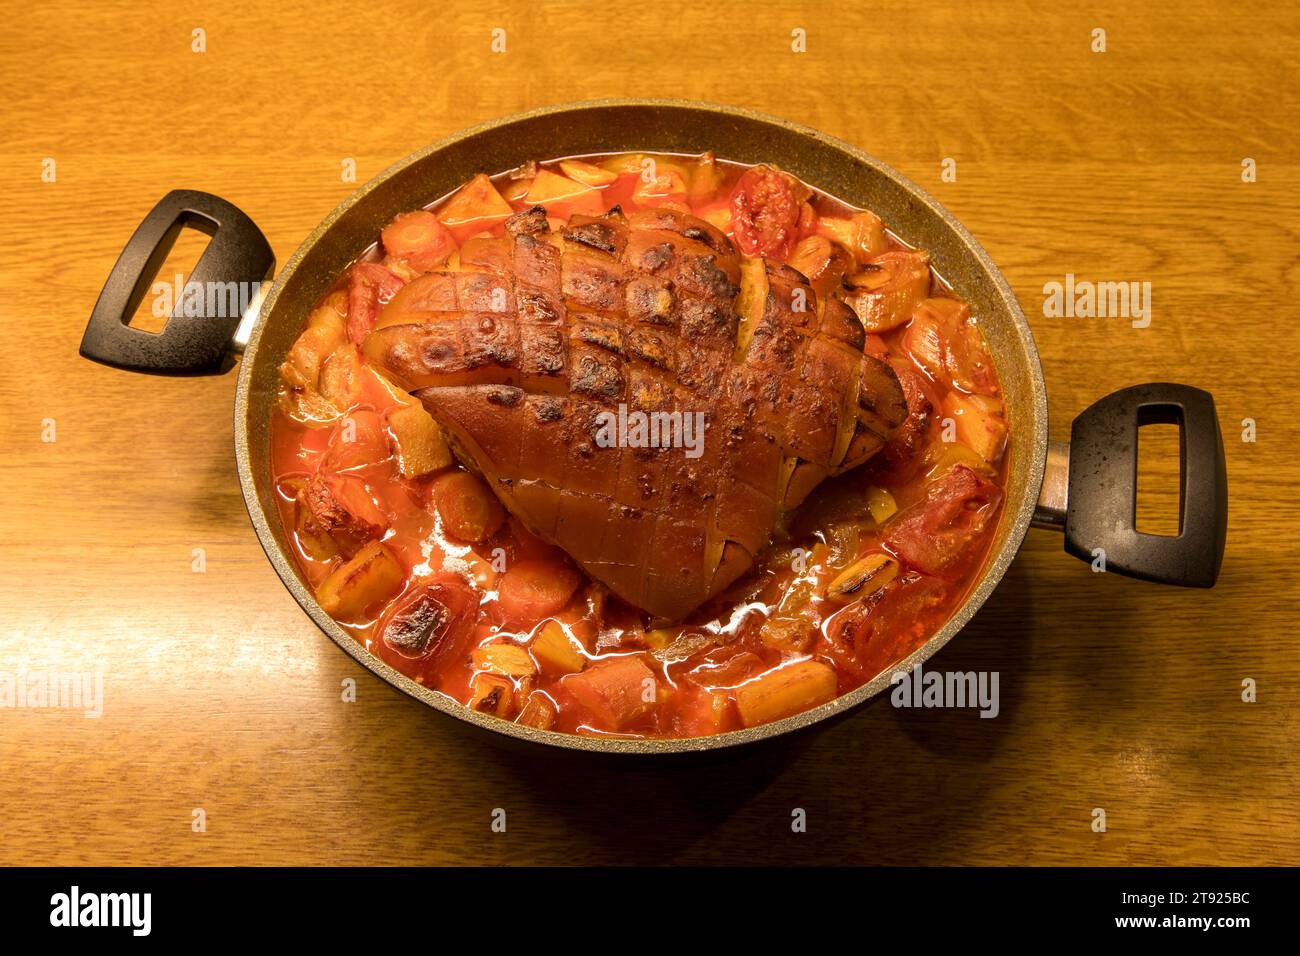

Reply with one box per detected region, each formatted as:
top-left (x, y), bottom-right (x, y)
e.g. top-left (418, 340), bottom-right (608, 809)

top-left (269, 152), bottom-right (1008, 738)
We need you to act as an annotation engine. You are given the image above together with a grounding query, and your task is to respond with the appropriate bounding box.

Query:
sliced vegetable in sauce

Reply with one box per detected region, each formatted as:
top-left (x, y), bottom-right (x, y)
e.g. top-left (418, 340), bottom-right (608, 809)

top-left (270, 151), bottom-right (1009, 738)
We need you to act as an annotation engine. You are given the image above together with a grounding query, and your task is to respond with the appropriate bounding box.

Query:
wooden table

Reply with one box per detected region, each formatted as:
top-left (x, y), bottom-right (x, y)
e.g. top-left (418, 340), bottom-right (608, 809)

top-left (2, 0), bottom-right (1296, 866)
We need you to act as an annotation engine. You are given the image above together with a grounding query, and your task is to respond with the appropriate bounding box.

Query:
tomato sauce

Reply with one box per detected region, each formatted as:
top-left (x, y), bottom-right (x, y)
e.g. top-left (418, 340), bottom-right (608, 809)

top-left (269, 152), bottom-right (1009, 738)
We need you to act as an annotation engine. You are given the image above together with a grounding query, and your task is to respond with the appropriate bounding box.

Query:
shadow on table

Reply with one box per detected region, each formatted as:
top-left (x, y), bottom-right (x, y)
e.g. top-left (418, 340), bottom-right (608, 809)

top-left (423, 555), bottom-right (1055, 864)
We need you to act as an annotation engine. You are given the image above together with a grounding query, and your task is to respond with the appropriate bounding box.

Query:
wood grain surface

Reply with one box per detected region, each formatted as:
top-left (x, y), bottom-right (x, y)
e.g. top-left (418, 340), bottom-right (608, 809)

top-left (1, 0), bottom-right (1296, 866)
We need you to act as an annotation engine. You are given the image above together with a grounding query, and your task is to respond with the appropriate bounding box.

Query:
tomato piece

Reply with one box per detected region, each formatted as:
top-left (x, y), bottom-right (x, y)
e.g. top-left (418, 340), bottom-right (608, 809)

top-left (820, 572), bottom-right (948, 683)
top-left (381, 211), bottom-right (456, 272)
top-left (497, 559), bottom-right (582, 626)
top-left (884, 464), bottom-right (1002, 576)
top-left (431, 471), bottom-right (505, 543)
top-left (376, 577), bottom-right (480, 680)
top-left (729, 165), bottom-right (804, 259)
top-left (560, 654), bottom-right (656, 730)
top-left (346, 263), bottom-right (405, 345)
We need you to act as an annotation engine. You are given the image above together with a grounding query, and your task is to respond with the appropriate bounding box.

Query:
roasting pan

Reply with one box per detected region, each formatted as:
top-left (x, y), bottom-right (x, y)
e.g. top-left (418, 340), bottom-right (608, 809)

top-left (81, 99), bottom-right (1228, 754)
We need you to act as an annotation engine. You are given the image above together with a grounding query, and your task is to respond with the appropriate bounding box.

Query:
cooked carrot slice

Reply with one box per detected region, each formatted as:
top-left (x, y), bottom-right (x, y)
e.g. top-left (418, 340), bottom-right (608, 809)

top-left (432, 471), bottom-right (505, 543)
top-left (497, 560), bottom-right (582, 626)
top-left (561, 655), bottom-right (657, 730)
top-left (381, 210), bottom-right (456, 272)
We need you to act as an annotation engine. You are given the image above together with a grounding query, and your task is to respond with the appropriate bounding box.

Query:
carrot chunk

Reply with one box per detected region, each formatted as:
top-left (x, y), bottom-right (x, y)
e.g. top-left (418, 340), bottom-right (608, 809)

top-left (432, 471), bottom-right (505, 543)
top-left (497, 561), bottom-right (582, 626)
top-left (561, 655), bottom-right (657, 730)
top-left (381, 210), bottom-right (456, 272)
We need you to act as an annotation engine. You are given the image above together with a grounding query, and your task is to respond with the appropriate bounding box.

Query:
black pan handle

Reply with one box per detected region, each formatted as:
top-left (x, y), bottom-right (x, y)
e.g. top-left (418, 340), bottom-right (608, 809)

top-left (1033, 383), bottom-right (1228, 587)
top-left (80, 190), bottom-right (274, 375)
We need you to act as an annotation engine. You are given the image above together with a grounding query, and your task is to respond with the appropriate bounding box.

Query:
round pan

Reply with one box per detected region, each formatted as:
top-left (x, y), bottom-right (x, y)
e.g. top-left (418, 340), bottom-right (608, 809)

top-left (81, 99), bottom-right (1229, 755)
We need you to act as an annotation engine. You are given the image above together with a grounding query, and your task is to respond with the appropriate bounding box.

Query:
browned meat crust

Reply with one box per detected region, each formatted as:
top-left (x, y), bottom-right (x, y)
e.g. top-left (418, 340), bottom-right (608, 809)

top-left (365, 205), bottom-right (907, 620)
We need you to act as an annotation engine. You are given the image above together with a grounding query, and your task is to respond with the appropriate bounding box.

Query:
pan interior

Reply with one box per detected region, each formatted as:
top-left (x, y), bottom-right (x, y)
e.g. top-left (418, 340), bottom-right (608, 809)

top-left (235, 99), bottom-right (1047, 754)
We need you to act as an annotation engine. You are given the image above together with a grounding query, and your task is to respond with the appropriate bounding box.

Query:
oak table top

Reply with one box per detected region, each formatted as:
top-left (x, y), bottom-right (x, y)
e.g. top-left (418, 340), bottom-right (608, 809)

top-left (1, 0), bottom-right (1296, 865)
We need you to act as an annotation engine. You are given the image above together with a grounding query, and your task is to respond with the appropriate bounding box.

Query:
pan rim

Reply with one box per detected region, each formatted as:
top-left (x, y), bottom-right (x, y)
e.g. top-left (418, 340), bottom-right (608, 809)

top-left (234, 98), bottom-right (1048, 755)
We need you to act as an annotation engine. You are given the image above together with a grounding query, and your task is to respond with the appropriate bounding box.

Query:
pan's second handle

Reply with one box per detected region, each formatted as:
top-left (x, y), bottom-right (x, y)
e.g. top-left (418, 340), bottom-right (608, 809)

top-left (1037, 383), bottom-right (1228, 587)
top-left (80, 190), bottom-right (274, 375)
